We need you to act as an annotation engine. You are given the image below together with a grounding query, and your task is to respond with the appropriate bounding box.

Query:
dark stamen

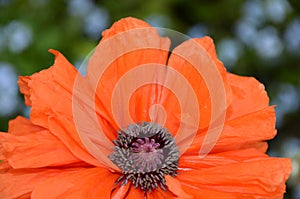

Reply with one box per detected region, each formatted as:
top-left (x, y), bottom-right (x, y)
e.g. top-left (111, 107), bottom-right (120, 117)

top-left (109, 122), bottom-right (179, 193)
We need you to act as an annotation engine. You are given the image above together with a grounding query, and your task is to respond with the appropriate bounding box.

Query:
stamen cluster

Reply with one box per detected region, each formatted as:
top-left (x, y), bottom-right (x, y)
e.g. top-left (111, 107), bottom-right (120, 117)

top-left (109, 122), bottom-right (179, 193)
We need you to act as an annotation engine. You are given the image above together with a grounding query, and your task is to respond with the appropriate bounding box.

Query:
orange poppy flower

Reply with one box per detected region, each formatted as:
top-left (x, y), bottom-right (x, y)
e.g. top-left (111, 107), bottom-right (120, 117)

top-left (0, 17), bottom-right (292, 199)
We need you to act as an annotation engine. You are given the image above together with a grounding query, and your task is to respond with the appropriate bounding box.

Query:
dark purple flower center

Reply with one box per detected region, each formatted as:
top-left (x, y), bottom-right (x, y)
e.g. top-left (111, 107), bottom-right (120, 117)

top-left (109, 122), bottom-right (179, 193)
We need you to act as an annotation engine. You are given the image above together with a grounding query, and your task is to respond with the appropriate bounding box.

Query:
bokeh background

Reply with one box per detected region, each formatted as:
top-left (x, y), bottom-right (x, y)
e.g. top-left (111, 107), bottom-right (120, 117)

top-left (0, 0), bottom-right (299, 198)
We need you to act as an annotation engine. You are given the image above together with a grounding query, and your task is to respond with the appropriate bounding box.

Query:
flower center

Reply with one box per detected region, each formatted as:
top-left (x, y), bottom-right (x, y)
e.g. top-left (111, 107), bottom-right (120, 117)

top-left (109, 122), bottom-right (179, 193)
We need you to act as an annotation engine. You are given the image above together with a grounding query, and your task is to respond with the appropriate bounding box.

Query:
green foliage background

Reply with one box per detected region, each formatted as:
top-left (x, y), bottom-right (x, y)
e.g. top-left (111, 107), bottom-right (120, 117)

top-left (0, 0), bottom-right (299, 198)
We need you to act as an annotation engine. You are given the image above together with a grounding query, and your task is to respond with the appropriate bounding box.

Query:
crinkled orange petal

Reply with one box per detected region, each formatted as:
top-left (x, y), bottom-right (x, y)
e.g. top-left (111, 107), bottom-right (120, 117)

top-left (166, 36), bottom-right (230, 129)
top-left (165, 175), bottom-right (193, 198)
top-left (111, 182), bottom-right (177, 199)
top-left (194, 37), bottom-right (227, 73)
top-left (91, 17), bottom-right (170, 128)
top-left (179, 184), bottom-right (234, 199)
top-left (18, 76), bottom-right (31, 106)
top-left (0, 117), bottom-right (81, 169)
top-left (22, 49), bottom-right (77, 128)
top-left (0, 167), bottom-right (83, 199)
top-left (93, 48), bottom-right (170, 131)
top-left (176, 158), bottom-right (291, 197)
top-left (226, 73), bottom-right (270, 120)
top-left (73, 17), bottom-right (171, 167)
top-left (212, 106), bottom-right (276, 153)
top-left (47, 114), bottom-right (104, 167)
top-left (242, 141), bottom-right (269, 153)
top-left (98, 17), bottom-right (159, 138)
top-left (8, 116), bottom-right (43, 136)
top-left (0, 160), bottom-right (11, 170)
top-left (125, 185), bottom-right (145, 199)
top-left (71, 74), bottom-right (117, 169)
top-left (164, 37), bottom-right (230, 156)
top-left (180, 183), bottom-right (286, 199)
top-left (179, 148), bottom-right (268, 170)
top-left (17, 49), bottom-right (73, 128)
top-left (184, 106), bottom-right (276, 155)
top-left (31, 167), bottom-right (119, 199)
top-left (0, 131), bottom-right (79, 169)
top-left (18, 50), bottom-right (105, 167)
top-left (111, 183), bottom-right (130, 199)
top-left (147, 188), bottom-right (177, 199)
top-left (101, 17), bottom-right (151, 41)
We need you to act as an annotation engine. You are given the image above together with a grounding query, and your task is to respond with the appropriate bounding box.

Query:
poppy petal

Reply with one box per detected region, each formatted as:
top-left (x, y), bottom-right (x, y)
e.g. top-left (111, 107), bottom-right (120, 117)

top-left (20, 49), bottom-right (77, 129)
top-left (88, 17), bottom-right (170, 127)
top-left (193, 36), bottom-right (227, 75)
top-left (101, 17), bottom-right (151, 41)
top-left (31, 167), bottom-right (119, 199)
top-left (184, 106), bottom-right (276, 155)
top-left (0, 116), bottom-right (83, 168)
top-left (226, 73), bottom-right (270, 120)
top-left (18, 76), bottom-right (31, 106)
top-left (124, 185), bottom-right (145, 199)
top-left (165, 37), bottom-right (229, 155)
top-left (111, 183), bottom-right (130, 199)
top-left (165, 175), bottom-right (194, 198)
top-left (48, 114), bottom-right (107, 168)
top-left (179, 183), bottom-right (235, 199)
top-left (0, 168), bottom-right (82, 199)
top-left (0, 131), bottom-right (80, 169)
top-left (8, 116), bottom-right (43, 136)
top-left (18, 50), bottom-right (108, 167)
top-left (166, 36), bottom-right (230, 127)
top-left (147, 188), bottom-right (176, 199)
top-left (73, 17), bottom-right (171, 167)
top-left (176, 158), bottom-right (291, 197)
top-left (179, 148), bottom-right (268, 170)
top-left (212, 106), bottom-right (276, 153)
